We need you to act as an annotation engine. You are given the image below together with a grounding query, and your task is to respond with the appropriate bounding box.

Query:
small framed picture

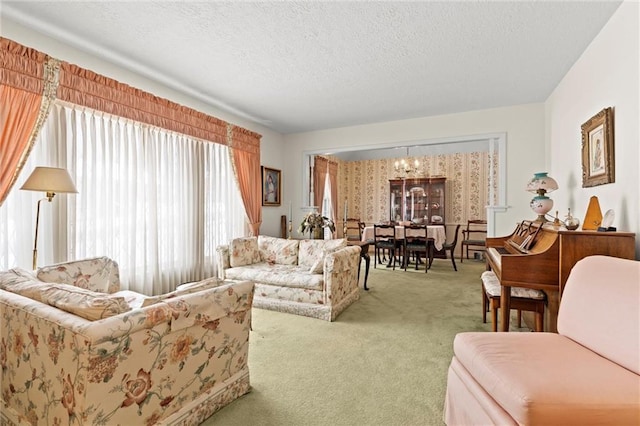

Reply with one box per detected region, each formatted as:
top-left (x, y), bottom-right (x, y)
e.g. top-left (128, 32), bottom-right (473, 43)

top-left (581, 107), bottom-right (614, 188)
top-left (261, 166), bottom-right (281, 206)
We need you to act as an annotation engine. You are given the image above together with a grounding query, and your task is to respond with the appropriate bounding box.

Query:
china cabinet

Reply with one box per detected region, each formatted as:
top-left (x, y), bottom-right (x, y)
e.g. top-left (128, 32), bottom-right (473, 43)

top-left (389, 177), bottom-right (446, 224)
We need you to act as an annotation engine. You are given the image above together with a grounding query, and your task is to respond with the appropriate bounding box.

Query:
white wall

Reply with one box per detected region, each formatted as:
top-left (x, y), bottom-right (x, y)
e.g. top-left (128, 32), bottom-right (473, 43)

top-left (546, 1), bottom-right (639, 257)
top-left (284, 103), bottom-right (546, 238)
top-left (1, 18), bottom-right (288, 237)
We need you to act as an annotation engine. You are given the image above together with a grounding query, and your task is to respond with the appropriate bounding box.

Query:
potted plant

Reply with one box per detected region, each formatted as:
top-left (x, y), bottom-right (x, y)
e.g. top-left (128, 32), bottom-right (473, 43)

top-left (298, 212), bottom-right (336, 239)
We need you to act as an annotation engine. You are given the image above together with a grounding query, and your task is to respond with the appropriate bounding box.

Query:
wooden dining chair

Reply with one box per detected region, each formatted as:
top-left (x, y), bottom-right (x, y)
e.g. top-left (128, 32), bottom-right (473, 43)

top-left (461, 219), bottom-right (487, 262)
top-left (344, 218), bottom-right (364, 242)
top-left (403, 224), bottom-right (430, 273)
top-left (430, 224), bottom-right (461, 271)
top-left (373, 224), bottom-right (401, 270)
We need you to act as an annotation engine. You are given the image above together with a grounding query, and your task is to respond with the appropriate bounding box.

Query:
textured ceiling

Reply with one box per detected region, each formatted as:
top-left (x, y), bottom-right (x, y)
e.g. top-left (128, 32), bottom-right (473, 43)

top-left (2, 1), bottom-right (622, 135)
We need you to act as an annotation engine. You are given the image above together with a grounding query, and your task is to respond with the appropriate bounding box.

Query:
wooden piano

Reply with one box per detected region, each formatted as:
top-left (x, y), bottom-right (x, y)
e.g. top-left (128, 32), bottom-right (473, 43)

top-left (486, 220), bottom-right (635, 332)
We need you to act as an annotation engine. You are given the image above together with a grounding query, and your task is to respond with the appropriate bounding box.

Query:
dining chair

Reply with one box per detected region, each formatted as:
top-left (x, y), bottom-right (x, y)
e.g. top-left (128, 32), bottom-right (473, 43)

top-left (403, 224), bottom-right (430, 273)
top-left (373, 224), bottom-right (401, 270)
top-left (344, 218), bottom-right (364, 242)
top-left (430, 224), bottom-right (461, 271)
top-left (461, 219), bottom-right (487, 262)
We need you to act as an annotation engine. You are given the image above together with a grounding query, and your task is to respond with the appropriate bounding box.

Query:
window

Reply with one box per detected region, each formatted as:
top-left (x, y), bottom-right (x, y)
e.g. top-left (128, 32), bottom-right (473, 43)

top-left (0, 101), bottom-right (245, 294)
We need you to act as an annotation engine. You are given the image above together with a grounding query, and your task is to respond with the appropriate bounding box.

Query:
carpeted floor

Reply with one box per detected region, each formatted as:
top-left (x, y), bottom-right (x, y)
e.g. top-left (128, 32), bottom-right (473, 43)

top-left (203, 258), bottom-right (523, 425)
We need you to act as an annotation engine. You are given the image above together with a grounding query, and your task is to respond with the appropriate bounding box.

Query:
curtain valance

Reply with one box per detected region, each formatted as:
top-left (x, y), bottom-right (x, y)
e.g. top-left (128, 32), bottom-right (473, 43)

top-left (0, 38), bottom-right (47, 94)
top-left (229, 125), bottom-right (261, 154)
top-left (57, 63), bottom-right (229, 145)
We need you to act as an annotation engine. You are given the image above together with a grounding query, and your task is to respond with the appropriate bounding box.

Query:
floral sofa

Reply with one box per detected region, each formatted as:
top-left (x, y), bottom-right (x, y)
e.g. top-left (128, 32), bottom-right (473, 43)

top-left (216, 236), bottom-right (361, 321)
top-left (0, 256), bottom-right (254, 426)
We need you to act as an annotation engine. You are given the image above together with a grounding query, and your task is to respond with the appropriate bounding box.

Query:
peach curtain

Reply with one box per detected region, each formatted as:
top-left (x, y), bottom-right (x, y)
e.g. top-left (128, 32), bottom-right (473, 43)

top-left (327, 160), bottom-right (338, 235)
top-left (2, 37), bottom-right (262, 235)
top-left (313, 156), bottom-right (328, 210)
top-left (0, 38), bottom-right (48, 205)
top-left (229, 124), bottom-right (262, 236)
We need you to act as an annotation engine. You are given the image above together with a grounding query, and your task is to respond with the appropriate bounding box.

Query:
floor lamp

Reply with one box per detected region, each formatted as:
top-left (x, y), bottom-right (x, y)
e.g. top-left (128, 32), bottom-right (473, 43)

top-left (20, 166), bottom-right (78, 270)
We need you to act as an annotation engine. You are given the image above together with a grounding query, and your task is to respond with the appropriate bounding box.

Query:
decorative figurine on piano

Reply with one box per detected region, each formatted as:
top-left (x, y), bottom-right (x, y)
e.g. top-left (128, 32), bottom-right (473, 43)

top-left (564, 208), bottom-right (580, 230)
top-left (597, 209), bottom-right (616, 232)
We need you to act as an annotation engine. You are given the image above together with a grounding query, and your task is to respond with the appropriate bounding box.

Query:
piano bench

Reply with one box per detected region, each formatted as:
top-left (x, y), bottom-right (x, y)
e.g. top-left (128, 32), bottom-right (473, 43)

top-left (481, 271), bottom-right (546, 332)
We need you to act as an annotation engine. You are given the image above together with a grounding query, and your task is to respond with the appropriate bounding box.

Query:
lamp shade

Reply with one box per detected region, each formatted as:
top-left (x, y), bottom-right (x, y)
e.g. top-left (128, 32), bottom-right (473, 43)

top-left (20, 167), bottom-right (78, 194)
top-left (526, 172), bottom-right (558, 193)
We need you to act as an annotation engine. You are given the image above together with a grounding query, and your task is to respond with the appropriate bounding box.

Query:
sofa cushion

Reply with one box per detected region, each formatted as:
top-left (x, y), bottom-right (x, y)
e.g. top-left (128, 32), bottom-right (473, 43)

top-left (141, 276), bottom-right (225, 307)
top-left (40, 283), bottom-right (131, 321)
top-left (225, 263), bottom-right (323, 290)
top-left (453, 332), bottom-right (640, 425)
top-left (481, 271), bottom-right (545, 299)
top-left (37, 256), bottom-right (120, 293)
top-left (298, 238), bottom-right (347, 267)
top-left (0, 268), bottom-right (47, 302)
top-left (257, 235), bottom-right (299, 265)
top-left (229, 237), bottom-right (261, 267)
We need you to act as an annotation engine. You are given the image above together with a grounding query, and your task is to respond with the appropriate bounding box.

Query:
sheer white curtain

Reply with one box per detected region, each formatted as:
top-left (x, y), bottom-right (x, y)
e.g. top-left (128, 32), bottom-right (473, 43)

top-left (0, 100), bottom-right (246, 294)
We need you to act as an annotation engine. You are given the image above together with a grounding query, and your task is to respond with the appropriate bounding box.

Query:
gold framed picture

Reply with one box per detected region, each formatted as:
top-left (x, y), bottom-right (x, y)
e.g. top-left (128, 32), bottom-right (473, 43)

top-left (261, 166), bottom-right (281, 206)
top-left (581, 107), bottom-right (614, 188)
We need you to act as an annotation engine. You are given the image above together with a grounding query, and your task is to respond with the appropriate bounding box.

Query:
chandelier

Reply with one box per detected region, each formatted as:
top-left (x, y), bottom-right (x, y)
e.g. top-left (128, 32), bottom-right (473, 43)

top-left (394, 147), bottom-right (422, 176)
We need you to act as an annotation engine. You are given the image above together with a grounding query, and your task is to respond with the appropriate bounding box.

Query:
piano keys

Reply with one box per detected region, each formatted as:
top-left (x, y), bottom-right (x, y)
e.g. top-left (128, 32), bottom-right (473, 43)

top-left (486, 220), bottom-right (635, 332)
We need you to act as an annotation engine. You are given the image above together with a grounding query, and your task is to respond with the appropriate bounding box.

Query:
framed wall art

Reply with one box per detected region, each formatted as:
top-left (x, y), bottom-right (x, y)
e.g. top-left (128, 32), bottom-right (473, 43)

top-left (581, 107), bottom-right (614, 188)
top-left (262, 166), bottom-right (281, 206)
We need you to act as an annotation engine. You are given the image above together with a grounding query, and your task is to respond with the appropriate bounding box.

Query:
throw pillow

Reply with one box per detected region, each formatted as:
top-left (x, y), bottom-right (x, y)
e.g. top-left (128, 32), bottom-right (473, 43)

top-left (258, 235), bottom-right (299, 265)
top-left (309, 258), bottom-right (324, 274)
top-left (308, 246), bottom-right (341, 274)
top-left (229, 237), bottom-right (261, 267)
top-left (37, 256), bottom-right (120, 293)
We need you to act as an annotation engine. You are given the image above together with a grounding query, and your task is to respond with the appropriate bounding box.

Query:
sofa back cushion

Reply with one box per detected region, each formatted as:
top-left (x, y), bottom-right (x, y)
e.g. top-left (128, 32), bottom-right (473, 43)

top-left (37, 256), bottom-right (120, 293)
top-left (558, 255), bottom-right (640, 375)
top-left (0, 268), bottom-right (130, 321)
top-left (229, 237), bottom-right (261, 267)
top-left (141, 276), bottom-right (225, 307)
top-left (298, 238), bottom-right (347, 267)
top-left (0, 268), bottom-right (47, 302)
top-left (40, 284), bottom-right (131, 321)
top-left (257, 235), bottom-right (299, 265)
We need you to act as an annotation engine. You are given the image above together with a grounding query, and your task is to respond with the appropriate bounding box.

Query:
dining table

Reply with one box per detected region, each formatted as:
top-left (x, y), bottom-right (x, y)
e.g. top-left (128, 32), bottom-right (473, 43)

top-left (361, 224), bottom-right (446, 251)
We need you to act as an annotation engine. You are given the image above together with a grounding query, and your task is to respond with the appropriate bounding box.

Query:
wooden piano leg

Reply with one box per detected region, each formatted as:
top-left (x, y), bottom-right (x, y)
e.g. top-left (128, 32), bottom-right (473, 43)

top-left (500, 285), bottom-right (511, 332)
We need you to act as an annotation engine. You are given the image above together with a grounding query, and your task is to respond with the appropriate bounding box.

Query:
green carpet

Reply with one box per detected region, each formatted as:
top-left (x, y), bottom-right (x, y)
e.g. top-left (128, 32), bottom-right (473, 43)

top-left (203, 259), bottom-right (509, 426)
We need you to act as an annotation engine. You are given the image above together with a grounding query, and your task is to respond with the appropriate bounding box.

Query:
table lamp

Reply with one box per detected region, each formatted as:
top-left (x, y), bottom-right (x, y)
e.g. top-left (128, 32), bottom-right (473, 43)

top-left (20, 166), bottom-right (78, 269)
top-left (526, 172), bottom-right (558, 222)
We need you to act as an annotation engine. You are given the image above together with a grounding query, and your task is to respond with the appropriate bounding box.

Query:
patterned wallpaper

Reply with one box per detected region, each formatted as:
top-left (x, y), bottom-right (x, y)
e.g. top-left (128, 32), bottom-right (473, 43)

top-left (338, 151), bottom-right (493, 227)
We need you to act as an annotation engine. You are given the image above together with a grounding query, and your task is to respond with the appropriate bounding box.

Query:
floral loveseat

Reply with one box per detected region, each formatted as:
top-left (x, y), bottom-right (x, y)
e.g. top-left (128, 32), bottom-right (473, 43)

top-left (0, 256), bottom-right (254, 426)
top-left (216, 236), bottom-right (361, 321)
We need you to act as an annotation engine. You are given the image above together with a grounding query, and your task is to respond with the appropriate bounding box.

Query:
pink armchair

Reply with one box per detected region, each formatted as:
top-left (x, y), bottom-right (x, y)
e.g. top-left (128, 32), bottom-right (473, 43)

top-left (444, 255), bottom-right (640, 425)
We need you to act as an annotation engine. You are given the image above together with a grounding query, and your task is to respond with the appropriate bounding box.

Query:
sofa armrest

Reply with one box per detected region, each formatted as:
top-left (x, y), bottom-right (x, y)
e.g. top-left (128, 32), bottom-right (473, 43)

top-left (323, 245), bottom-right (360, 304)
top-left (216, 245), bottom-right (231, 279)
top-left (36, 256), bottom-right (121, 293)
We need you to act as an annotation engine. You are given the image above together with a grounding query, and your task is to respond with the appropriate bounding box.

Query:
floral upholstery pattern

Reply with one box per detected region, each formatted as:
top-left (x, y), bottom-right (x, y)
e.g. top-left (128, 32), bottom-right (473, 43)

top-left (229, 237), bottom-right (261, 267)
top-left (481, 270), bottom-right (546, 299)
top-left (37, 256), bottom-right (121, 294)
top-left (217, 236), bottom-right (360, 321)
top-left (225, 263), bottom-right (323, 290)
top-left (40, 283), bottom-right (131, 320)
top-left (257, 235), bottom-right (299, 265)
top-left (298, 239), bottom-right (347, 267)
top-left (0, 258), bottom-right (254, 426)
